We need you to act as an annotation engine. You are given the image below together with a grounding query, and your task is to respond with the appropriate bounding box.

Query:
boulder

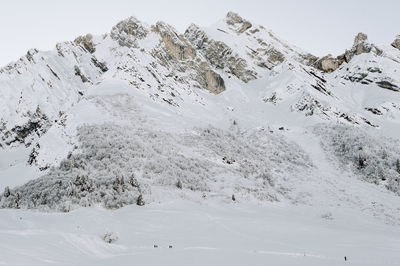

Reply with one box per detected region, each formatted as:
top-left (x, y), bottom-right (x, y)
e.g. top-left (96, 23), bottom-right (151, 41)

top-left (194, 62), bottom-right (226, 94)
top-left (205, 69), bottom-right (225, 94)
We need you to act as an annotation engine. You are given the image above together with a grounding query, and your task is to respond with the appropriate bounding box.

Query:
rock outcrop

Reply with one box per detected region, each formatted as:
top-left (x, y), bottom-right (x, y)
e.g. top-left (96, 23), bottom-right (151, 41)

top-left (391, 35), bottom-right (400, 50)
top-left (131, 21), bottom-right (227, 95)
top-left (185, 24), bottom-right (257, 82)
top-left (1, 106), bottom-right (51, 148)
top-left (314, 55), bottom-right (340, 73)
top-left (152, 22), bottom-right (196, 61)
top-left (204, 67), bottom-right (226, 94)
top-left (314, 33), bottom-right (382, 73)
top-left (74, 34), bottom-right (96, 53)
top-left (344, 32), bottom-right (380, 62)
top-left (353, 32), bottom-right (368, 44)
top-left (225, 11), bottom-right (252, 34)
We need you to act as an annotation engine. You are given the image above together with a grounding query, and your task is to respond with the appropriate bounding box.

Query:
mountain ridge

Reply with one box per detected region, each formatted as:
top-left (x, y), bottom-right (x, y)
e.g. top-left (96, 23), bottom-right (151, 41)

top-left (0, 12), bottom-right (399, 222)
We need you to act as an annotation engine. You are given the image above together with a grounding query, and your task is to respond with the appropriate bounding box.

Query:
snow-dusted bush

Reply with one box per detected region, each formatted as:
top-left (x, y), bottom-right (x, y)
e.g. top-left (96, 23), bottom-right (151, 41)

top-left (315, 124), bottom-right (400, 195)
top-left (0, 123), bottom-right (312, 210)
top-left (321, 212), bottom-right (334, 220)
top-left (103, 231), bottom-right (119, 243)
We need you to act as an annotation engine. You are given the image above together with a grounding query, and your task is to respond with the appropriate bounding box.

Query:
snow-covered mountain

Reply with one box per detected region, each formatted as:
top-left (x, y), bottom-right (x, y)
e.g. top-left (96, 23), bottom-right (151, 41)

top-left (0, 11), bottom-right (400, 218)
top-left (1, 11), bottom-right (400, 266)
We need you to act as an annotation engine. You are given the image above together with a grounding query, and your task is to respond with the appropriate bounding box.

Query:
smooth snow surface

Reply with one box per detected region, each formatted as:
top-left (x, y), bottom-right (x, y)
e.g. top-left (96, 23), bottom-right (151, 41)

top-left (1, 201), bottom-right (399, 266)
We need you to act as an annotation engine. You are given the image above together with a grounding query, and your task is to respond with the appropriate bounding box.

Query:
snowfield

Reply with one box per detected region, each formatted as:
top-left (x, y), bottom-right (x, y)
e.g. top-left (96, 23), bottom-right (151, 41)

top-left (1, 11), bottom-right (400, 266)
top-left (0, 201), bottom-right (399, 266)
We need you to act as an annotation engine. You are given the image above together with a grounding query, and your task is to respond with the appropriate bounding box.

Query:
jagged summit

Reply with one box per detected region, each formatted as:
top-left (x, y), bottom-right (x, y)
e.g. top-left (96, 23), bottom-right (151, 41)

top-left (313, 32), bottom-right (385, 73)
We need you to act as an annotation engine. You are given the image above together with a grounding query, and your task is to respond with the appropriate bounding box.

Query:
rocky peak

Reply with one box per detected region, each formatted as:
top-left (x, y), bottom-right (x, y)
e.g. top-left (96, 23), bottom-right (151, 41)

top-left (110, 16), bottom-right (149, 48)
top-left (391, 35), bottom-right (400, 50)
top-left (314, 32), bottom-right (382, 73)
top-left (353, 32), bottom-right (368, 45)
top-left (224, 12), bottom-right (252, 34)
top-left (348, 32), bottom-right (375, 59)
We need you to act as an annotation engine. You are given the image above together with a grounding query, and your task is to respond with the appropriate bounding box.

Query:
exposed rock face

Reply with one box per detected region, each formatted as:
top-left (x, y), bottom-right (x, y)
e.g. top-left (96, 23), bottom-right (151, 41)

top-left (344, 33), bottom-right (383, 63)
top-left (314, 55), bottom-right (340, 73)
top-left (354, 32), bottom-right (368, 44)
top-left (152, 22), bottom-right (196, 61)
top-left (1, 106), bottom-right (51, 147)
top-left (91, 57), bottom-right (108, 73)
top-left (204, 68), bottom-right (225, 94)
top-left (26, 49), bottom-right (39, 63)
top-left (376, 80), bottom-right (399, 91)
top-left (109, 18), bottom-right (226, 95)
top-left (392, 35), bottom-right (400, 50)
top-left (267, 48), bottom-right (285, 63)
top-left (74, 34), bottom-right (96, 53)
top-left (349, 32), bottom-right (373, 59)
top-left (225, 12), bottom-right (252, 34)
top-left (110, 16), bottom-right (148, 48)
top-left (300, 53), bottom-right (319, 66)
top-left (185, 24), bottom-right (257, 82)
top-left (147, 21), bottom-right (225, 94)
top-left (74, 65), bottom-right (89, 83)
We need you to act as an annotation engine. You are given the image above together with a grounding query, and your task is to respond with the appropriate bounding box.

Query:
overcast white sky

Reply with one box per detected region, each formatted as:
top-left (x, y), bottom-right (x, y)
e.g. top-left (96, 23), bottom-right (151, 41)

top-left (0, 0), bottom-right (399, 66)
